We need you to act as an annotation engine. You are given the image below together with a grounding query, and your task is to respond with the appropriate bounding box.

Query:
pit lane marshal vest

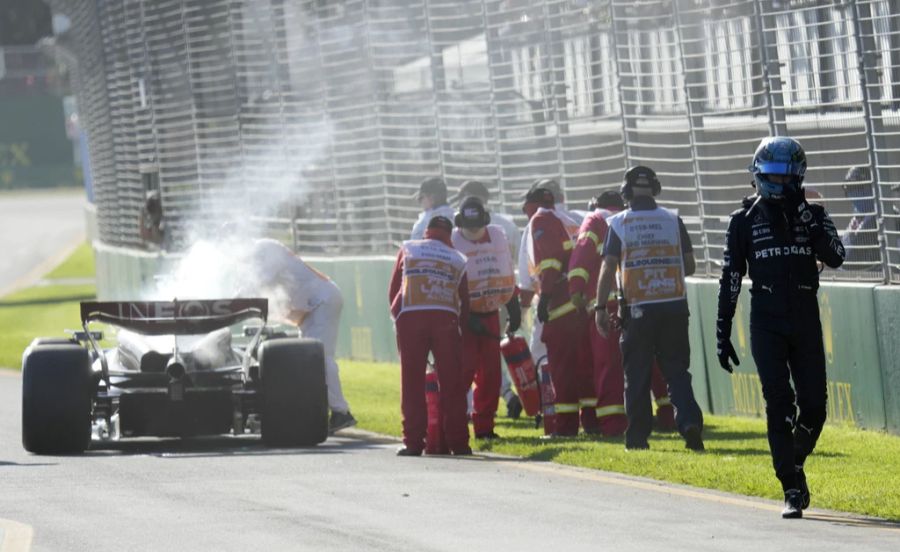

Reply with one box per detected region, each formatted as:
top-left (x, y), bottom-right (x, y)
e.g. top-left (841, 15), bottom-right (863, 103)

top-left (451, 225), bottom-right (515, 313)
top-left (400, 239), bottom-right (468, 315)
top-left (607, 207), bottom-right (686, 306)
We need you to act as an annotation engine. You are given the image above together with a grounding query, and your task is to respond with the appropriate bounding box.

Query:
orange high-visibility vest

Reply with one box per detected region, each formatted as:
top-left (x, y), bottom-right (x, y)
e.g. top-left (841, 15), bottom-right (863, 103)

top-left (400, 239), bottom-right (468, 315)
top-left (607, 207), bottom-right (686, 306)
top-left (452, 225), bottom-right (515, 313)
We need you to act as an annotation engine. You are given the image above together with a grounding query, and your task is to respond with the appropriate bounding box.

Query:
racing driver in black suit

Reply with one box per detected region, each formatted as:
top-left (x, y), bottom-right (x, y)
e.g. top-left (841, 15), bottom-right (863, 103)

top-left (716, 136), bottom-right (845, 519)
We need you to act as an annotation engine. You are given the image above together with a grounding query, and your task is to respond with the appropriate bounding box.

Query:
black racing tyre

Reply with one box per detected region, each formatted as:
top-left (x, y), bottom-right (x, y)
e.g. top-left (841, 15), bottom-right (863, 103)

top-left (22, 344), bottom-right (93, 454)
top-left (259, 338), bottom-right (328, 447)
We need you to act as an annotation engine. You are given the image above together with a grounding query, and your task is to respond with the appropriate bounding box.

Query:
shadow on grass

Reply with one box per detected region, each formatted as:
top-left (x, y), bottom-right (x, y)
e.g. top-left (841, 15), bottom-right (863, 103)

top-left (0, 294), bottom-right (96, 308)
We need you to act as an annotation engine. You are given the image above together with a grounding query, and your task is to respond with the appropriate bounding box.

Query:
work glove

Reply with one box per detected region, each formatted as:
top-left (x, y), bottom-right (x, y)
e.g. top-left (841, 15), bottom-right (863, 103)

top-left (468, 314), bottom-right (490, 337)
top-left (785, 187), bottom-right (820, 231)
top-left (505, 295), bottom-right (522, 334)
top-left (716, 319), bottom-right (739, 373)
top-left (536, 293), bottom-right (551, 324)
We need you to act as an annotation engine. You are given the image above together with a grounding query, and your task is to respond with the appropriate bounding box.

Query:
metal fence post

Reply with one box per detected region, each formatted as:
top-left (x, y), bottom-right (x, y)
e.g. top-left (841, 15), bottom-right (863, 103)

top-left (481, 0), bottom-right (505, 209)
top-left (423, 0), bottom-right (448, 184)
top-left (752, 0), bottom-right (786, 136)
top-left (609, 1), bottom-right (631, 168)
top-left (540, 0), bottom-right (569, 188)
top-left (672, 0), bottom-right (710, 275)
top-left (850, 0), bottom-right (891, 283)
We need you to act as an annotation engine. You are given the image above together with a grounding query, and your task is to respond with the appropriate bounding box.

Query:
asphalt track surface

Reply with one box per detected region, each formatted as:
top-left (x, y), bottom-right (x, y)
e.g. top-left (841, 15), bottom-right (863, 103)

top-left (1, 373), bottom-right (899, 551)
top-left (0, 190), bottom-right (86, 296)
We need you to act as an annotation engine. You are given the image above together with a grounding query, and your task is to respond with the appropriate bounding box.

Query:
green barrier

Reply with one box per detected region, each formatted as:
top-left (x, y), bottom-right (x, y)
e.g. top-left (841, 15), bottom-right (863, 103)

top-left (685, 283), bottom-right (712, 413)
top-left (307, 257), bottom-right (398, 363)
top-left (691, 278), bottom-right (887, 430)
top-left (875, 286), bottom-right (900, 434)
top-left (89, 244), bottom-right (899, 433)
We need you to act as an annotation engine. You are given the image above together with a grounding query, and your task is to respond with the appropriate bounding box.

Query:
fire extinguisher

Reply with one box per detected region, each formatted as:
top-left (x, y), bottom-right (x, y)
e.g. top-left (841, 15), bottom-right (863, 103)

top-left (538, 359), bottom-right (557, 435)
top-left (425, 366), bottom-right (446, 454)
top-left (500, 333), bottom-right (541, 417)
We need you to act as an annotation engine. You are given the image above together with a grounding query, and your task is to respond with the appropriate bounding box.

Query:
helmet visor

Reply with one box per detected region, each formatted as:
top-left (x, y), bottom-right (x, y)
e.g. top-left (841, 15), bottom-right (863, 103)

top-left (754, 160), bottom-right (804, 176)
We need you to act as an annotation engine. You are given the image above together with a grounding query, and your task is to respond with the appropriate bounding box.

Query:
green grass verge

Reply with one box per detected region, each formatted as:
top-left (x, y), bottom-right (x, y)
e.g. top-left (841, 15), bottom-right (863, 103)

top-left (5, 245), bottom-right (900, 520)
top-left (0, 242), bottom-right (96, 369)
top-left (44, 243), bottom-right (95, 280)
top-left (0, 283), bottom-right (97, 369)
top-left (340, 359), bottom-right (900, 521)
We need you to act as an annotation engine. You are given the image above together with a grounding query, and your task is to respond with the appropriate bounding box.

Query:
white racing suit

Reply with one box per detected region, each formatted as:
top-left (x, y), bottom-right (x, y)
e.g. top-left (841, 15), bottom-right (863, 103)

top-left (251, 238), bottom-right (350, 414)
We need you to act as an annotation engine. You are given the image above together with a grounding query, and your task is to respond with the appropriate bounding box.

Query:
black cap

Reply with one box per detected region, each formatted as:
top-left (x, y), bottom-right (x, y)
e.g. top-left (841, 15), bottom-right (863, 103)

top-left (523, 187), bottom-right (555, 207)
top-left (450, 180), bottom-right (490, 204)
top-left (427, 215), bottom-right (453, 233)
top-left (521, 178), bottom-right (562, 202)
top-left (593, 190), bottom-right (625, 211)
top-left (844, 166), bottom-right (870, 183)
top-left (624, 166), bottom-right (658, 188)
top-left (413, 176), bottom-right (447, 200)
top-left (456, 196), bottom-right (490, 228)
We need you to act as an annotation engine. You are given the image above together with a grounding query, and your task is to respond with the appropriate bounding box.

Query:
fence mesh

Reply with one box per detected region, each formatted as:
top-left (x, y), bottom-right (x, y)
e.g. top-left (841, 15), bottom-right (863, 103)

top-left (49, 0), bottom-right (900, 282)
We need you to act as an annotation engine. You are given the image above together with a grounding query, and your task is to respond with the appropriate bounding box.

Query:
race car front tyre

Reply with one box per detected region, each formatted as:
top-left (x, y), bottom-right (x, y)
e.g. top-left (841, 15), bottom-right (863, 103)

top-left (22, 343), bottom-right (93, 454)
top-left (259, 338), bottom-right (329, 447)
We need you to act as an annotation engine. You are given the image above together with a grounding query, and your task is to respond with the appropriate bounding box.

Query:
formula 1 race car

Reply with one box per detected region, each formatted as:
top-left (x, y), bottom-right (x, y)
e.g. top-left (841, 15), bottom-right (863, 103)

top-left (21, 298), bottom-right (329, 454)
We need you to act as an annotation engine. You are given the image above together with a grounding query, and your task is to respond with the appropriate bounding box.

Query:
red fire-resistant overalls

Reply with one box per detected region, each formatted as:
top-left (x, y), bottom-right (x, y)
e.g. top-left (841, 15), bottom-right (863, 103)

top-left (531, 207), bottom-right (598, 436)
top-left (389, 229), bottom-right (471, 454)
top-left (452, 225), bottom-right (516, 436)
top-left (568, 209), bottom-right (676, 436)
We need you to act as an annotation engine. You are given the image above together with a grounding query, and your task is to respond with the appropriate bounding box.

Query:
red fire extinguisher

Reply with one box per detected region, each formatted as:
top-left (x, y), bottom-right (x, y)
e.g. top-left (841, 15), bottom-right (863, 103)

top-left (500, 334), bottom-right (541, 417)
top-left (425, 367), bottom-right (446, 454)
top-left (538, 360), bottom-right (557, 435)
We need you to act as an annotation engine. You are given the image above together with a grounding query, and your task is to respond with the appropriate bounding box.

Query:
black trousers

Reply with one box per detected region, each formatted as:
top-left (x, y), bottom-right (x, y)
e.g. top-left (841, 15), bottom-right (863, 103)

top-left (620, 301), bottom-right (703, 448)
top-left (750, 298), bottom-right (828, 491)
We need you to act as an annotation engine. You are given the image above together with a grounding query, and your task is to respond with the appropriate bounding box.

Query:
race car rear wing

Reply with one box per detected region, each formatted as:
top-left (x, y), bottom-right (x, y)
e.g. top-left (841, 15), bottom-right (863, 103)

top-left (80, 298), bottom-right (268, 336)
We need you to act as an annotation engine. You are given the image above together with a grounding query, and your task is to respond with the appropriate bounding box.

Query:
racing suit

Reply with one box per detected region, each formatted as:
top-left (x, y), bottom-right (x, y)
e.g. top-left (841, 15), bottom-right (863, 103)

top-left (716, 196), bottom-right (844, 491)
top-left (452, 225), bottom-right (517, 436)
top-left (604, 196), bottom-right (704, 448)
top-left (389, 231), bottom-right (471, 454)
top-left (568, 209), bottom-right (675, 436)
top-left (250, 239), bottom-right (350, 415)
top-left (531, 207), bottom-right (596, 435)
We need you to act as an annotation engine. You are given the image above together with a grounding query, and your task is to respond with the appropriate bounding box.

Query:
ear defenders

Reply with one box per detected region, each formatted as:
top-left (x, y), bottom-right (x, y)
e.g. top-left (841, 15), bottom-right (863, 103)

top-left (621, 165), bottom-right (661, 201)
top-left (454, 196), bottom-right (491, 228)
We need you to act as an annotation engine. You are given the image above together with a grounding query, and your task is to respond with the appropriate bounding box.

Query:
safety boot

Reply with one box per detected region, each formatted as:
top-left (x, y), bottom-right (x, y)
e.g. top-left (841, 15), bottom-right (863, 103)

top-left (796, 467), bottom-right (811, 510)
top-left (684, 424), bottom-right (705, 452)
top-left (782, 489), bottom-right (804, 519)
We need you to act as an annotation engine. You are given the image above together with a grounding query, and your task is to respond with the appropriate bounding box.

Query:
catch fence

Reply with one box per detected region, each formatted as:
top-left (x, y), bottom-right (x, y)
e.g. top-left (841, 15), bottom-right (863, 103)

top-left (49, 0), bottom-right (900, 282)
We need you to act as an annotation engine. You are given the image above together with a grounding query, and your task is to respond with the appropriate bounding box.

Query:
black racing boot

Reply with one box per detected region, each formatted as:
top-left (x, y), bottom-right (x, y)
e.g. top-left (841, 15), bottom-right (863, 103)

top-left (684, 424), bottom-right (705, 452)
top-left (396, 447), bottom-right (423, 457)
top-left (782, 489), bottom-right (804, 519)
top-left (796, 467), bottom-right (811, 510)
top-left (506, 395), bottom-right (523, 419)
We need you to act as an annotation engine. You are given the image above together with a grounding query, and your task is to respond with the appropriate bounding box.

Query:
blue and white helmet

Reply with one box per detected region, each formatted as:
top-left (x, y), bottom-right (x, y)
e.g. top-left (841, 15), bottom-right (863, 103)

top-left (749, 136), bottom-right (807, 200)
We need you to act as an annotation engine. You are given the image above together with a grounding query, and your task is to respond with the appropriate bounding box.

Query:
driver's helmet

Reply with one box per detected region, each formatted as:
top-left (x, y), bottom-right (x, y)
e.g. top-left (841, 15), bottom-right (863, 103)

top-left (749, 136), bottom-right (807, 200)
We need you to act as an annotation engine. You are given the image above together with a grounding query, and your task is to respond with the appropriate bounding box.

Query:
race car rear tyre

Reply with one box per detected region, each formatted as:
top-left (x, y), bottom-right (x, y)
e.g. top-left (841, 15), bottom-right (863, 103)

top-left (22, 344), bottom-right (93, 454)
top-left (259, 338), bottom-right (329, 447)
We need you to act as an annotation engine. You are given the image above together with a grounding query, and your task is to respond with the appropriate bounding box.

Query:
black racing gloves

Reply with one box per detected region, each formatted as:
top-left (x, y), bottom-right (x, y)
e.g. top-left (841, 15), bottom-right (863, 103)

top-left (716, 318), bottom-right (739, 373)
top-left (536, 293), bottom-right (551, 324)
top-left (505, 295), bottom-right (522, 334)
top-left (785, 187), bottom-right (821, 234)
